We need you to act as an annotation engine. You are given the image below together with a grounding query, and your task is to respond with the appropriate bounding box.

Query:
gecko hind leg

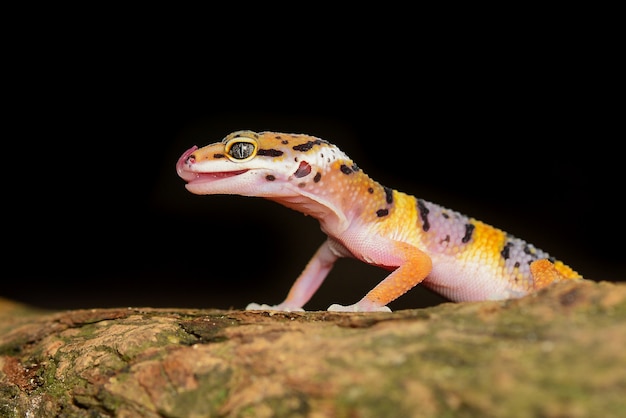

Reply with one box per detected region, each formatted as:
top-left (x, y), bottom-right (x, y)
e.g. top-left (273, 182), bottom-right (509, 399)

top-left (327, 242), bottom-right (433, 313)
top-left (530, 259), bottom-right (571, 290)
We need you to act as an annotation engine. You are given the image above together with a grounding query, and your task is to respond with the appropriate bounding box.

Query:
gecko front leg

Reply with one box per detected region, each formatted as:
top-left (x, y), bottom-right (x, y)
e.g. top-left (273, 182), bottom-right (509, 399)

top-left (246, 239), bottom-right (339, 312)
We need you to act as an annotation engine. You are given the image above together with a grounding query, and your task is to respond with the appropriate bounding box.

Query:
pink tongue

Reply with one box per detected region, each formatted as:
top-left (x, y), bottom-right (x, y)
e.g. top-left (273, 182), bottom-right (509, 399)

top-left (176, 146), bottom-right (198, 181)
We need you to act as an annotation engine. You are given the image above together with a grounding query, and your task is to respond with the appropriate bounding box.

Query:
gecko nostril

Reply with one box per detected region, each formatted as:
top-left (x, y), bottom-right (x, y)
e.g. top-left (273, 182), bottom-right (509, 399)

top-left (186, 155), bottom-right (196, 164)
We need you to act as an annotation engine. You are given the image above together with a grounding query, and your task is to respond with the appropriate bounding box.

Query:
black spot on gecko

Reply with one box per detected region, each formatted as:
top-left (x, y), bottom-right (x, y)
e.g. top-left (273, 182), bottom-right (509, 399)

top-left (282, 140), bottom-right (289, 145)
top-left (257, 149), bottom-right (284, 157)
top-left (417, 199), bottom-right (430, 232)
top-left (376, 209), bottom-right (389, 217)
top-left (442, 212), bottom-right (449, 219)
top-left (352, 164), bottom-right (360, 172)
top-left (213, 153), bottom-right (225, 159)
top-left (340, 164), bottom-right (353, 175)
top-left (501, 242), bottom-right (513, 260)
top-left (294, 161), bottom-right (312, 178)
top-left (461, 223), bottom-right (475, 243)
top-left (523, 245), bottom-right (542, 260)
top-left (293, 140), bottom-right (323, 152)
top-left (266, 175), bottom-right (276, 181)
top-left (368, 187), bottom-right (374, 194)
top-left (514, 262), bottom-right (520, 268)
top-left (440, 235), bottom-right (451, 244)
top-left (383, 187), bottom-right (393, 204)
top-left (313, 172), bottom-right (322, 183)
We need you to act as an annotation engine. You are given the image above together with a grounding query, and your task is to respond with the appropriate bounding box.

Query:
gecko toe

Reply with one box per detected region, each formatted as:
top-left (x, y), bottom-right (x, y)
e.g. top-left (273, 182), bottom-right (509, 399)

top-left (245, 303), bottom-right (304, 312)
top-left (327, 303), bottom-right (392, 313)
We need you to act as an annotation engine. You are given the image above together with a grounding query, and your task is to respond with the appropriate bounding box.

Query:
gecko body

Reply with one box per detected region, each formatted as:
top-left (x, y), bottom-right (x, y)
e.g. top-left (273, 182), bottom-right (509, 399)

top-left (176, 130), bottom-right (582, 312)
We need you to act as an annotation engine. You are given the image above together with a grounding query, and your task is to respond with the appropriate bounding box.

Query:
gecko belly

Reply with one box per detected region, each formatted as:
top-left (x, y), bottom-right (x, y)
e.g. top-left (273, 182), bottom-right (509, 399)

top-left (423, 258), bottom-right (526, 302)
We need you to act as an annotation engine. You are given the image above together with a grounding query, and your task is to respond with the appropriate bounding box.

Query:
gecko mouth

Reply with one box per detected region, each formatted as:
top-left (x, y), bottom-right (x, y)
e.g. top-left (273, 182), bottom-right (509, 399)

top-left (185, 169), bottom-right (249, 184)
top-left (176, 145), bottom-right (249, 184)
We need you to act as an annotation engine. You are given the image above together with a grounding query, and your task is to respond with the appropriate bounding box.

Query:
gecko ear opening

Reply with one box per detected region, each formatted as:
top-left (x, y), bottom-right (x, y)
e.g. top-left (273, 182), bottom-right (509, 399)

top-left (293, 161), bottom-right (312, 178)
top-left (224, 137), bottom-right (258, 162)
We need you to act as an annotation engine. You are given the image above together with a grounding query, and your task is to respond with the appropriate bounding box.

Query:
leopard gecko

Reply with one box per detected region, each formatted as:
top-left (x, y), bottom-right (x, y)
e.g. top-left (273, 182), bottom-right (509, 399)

top-left (176, 130), bottom-right (582, 312)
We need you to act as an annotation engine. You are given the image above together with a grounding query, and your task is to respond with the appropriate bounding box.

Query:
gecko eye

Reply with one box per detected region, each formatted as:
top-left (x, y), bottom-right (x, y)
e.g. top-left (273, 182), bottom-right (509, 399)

top-left (224, 138), bottom-right (257, 162)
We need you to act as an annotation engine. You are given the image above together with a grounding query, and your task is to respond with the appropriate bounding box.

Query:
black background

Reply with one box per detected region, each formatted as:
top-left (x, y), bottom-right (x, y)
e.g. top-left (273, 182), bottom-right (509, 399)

top-left (3, 20), bottom-right (623, 311)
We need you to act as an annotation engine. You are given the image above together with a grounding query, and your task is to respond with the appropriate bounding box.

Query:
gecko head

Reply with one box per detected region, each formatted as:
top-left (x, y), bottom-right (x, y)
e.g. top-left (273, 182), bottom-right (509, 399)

top-left (177, 130), bottom-right (357, 228)
top-left (176, 130), bottom-right (310, 197)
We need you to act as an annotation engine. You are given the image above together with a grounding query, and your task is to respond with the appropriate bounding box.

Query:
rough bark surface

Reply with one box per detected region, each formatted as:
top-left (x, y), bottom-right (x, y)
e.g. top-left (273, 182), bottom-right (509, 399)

top-left (1, 280), bottom-right (625, 417)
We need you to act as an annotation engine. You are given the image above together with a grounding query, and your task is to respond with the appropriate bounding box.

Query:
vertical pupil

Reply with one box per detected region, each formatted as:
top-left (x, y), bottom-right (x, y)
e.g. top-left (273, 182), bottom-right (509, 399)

top-left (231, 142), bottom-right (253, 159)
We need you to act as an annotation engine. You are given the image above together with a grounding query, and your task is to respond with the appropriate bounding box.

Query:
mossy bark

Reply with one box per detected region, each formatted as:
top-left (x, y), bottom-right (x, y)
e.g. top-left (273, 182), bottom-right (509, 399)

top-left (1, 280), bottom-right (625, 417)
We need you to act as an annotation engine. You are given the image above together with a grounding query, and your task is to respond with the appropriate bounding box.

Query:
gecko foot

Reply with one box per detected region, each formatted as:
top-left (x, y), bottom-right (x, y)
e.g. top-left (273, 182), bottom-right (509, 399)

top-left (327, 303), bottom-right (392, 313)
top-left (529, 259), bottom-right (572, 289)
top-left (245, 303), bottom-right (305, 312)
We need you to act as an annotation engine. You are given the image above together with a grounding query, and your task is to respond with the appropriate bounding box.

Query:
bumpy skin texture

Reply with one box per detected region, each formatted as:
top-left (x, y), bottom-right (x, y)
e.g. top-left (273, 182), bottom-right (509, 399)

top-left (177, 131), bottom-right (582, 312)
